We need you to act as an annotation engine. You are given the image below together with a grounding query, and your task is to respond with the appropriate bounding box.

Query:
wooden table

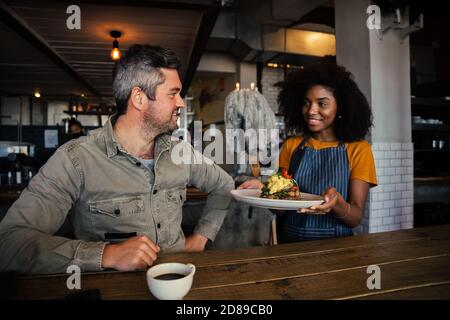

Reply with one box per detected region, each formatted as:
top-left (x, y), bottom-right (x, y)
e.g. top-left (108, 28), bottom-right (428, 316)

top-left (186, 187), bottom-right (208, 202)
top-left (7, 225), bottom-right (450, 300)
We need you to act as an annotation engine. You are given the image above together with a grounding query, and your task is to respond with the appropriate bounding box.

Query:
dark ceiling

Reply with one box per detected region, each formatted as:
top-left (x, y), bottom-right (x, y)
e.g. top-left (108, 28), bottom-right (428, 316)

top-left (0, 0), bottom-right (448, 99)
top-left (0, 0), bottom-right (219, 99)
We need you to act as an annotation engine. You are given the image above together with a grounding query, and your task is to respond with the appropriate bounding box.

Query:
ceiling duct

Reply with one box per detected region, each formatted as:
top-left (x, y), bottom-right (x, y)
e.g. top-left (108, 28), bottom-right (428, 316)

top-left (208, 12), bottom-right (262, 61)
top-left (207, 11), bottom-right (336, 65)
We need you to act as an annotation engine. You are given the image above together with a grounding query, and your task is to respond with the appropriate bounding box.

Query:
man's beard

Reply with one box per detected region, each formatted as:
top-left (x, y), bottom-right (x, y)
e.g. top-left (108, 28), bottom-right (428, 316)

top-left (141, 108), bottom-right (178, 140)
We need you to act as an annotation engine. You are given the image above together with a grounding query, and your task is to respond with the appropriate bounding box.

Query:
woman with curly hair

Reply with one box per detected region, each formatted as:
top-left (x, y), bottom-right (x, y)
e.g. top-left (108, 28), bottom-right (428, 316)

top-left (239, 61), bottom-right (377, 242)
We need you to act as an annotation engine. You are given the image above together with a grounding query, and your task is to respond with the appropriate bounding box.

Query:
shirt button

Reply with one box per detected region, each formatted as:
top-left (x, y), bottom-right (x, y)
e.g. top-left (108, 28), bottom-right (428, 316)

top-left (153, 189), bottom-right (158, 195)
top-left (157, 223), bottom-right (161, 229)
top-left (114, 209), bottom-right (120, 215)
top-left (136, 162), bottom-right (141, 167)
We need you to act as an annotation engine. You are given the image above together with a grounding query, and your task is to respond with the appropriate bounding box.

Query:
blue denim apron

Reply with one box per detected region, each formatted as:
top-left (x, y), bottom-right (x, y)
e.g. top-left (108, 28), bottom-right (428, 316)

top-left (283, 137), bottom-right (353, 242)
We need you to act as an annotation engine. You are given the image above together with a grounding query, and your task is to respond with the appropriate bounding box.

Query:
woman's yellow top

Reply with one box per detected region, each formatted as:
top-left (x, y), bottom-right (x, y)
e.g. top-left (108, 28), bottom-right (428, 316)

top-left (279, 136), bottom-right (378, 187)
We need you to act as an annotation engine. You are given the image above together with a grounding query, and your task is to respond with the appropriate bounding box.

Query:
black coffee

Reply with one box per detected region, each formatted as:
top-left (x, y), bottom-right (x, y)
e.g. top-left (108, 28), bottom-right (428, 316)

top-left (155, 273), bottom-right (186, 280)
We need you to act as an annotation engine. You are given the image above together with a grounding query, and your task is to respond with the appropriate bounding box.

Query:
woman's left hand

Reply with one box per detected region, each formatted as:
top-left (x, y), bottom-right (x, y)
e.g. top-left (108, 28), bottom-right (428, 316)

top-left (297, 187), bottom-right (339, 214)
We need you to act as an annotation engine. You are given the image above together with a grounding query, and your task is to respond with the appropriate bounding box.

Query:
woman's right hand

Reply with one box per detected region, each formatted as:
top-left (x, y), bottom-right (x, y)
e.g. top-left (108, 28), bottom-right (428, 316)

top-left (237, 179), bottom-right (264, 190)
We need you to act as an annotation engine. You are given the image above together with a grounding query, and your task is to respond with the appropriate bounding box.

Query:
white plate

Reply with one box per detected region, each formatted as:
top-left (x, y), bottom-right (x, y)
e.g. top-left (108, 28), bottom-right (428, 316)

top-left (230, 189), bottom-right (324, 210)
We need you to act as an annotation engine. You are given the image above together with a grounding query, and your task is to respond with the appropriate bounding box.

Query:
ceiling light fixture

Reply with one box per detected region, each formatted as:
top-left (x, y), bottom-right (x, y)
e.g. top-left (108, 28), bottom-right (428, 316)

top-left (34, 91), bottom-right (41, 98)
top-left (110, 30), bottom-right (122, 61)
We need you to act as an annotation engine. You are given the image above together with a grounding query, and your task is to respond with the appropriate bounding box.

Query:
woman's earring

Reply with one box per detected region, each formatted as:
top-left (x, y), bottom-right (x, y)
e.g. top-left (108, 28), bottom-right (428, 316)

top-left (338, 115), bottom-right (342, 120)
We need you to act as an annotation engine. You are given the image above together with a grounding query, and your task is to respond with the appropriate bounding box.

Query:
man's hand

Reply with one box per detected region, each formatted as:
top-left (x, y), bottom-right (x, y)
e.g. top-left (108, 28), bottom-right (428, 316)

top-left (237, 179), bottom-right (264, 189)
top-left (298, 187), bottom-right (339, 214)
top-left (101, 236), bottom-right (160, 271)
top-left (185, 233), bottom-right (208, 252)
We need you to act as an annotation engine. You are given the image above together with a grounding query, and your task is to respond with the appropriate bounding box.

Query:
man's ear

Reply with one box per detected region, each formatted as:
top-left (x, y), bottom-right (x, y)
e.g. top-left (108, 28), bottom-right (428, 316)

top-left (129, 87), bottom-right (144, 111)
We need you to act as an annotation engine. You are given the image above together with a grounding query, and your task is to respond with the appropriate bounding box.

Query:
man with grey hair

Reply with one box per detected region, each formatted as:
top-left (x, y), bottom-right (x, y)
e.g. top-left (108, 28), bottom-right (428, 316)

top-left (0, 44), bottom-right (234, 274)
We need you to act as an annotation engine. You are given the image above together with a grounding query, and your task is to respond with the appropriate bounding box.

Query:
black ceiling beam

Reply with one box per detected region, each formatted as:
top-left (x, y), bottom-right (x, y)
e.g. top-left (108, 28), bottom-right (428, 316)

top-left (0, 1), bottom-right (101, 97)
top-left (181, 6), bottom-right (221, 97)
top-left (250, 51), bottom-right (265, 63)
top-left (44, 0), bottom-right (218, 11)
top-left (286, 6), bottom-right (335, 29)
top-left (266, 52), bottom-right (283, 64)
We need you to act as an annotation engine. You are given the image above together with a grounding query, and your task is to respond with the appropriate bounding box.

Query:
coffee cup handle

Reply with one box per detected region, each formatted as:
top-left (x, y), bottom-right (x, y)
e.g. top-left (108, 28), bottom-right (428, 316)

top-left (187, 263), bottom-right (196, 275)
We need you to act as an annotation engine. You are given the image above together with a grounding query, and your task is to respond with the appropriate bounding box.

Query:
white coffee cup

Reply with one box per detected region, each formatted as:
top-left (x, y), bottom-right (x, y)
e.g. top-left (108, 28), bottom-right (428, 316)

top-left (146, 262), bottom-right (196, 300)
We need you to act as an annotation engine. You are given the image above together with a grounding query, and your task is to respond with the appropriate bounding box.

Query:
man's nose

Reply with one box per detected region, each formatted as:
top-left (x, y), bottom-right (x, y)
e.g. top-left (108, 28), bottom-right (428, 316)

top-left (176, 94), bottom-right (185, 108)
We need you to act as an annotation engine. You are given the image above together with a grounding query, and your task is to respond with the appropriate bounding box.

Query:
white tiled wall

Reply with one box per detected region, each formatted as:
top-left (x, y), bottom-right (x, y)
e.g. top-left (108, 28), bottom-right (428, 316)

top-left (355, 142), bottom-right (414, 234)
top-left (261, 67), bottom-right (284, 113)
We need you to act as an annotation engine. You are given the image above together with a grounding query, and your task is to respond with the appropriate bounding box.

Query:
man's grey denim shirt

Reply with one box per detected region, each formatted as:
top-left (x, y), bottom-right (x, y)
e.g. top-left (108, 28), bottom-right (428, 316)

top-left (0, 117), bottom-right (234, 274)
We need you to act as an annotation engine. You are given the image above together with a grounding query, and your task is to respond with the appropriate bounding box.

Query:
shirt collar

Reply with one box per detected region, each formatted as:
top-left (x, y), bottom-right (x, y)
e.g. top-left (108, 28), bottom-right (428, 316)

top-left (154, 133), bottom-right (171, 158)
top-left (104, 115), bottom-right (120, 158)
top-left (104, 115), bottom-right (171, 158)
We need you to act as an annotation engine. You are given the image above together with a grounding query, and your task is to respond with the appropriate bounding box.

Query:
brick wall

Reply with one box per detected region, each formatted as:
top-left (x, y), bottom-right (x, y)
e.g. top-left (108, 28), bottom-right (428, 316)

top-left (355, 142), bottom-right (414, 234)
top-left (261, 67), bottom-right (284, 113)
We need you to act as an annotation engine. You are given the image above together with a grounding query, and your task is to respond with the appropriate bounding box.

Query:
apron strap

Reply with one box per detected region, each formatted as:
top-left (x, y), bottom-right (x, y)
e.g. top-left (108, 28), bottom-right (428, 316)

top-left (287, 137), bottom-right (345, 176)
top-left (287, 136), bottom-right (309, 177)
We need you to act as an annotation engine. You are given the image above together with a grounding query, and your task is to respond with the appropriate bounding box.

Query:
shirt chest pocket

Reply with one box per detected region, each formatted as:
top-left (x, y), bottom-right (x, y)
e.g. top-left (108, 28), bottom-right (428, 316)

top-left (164, 188), bottom-right (186, 245)
top-left (89, 196), bottom-right (144, 218)
top-left (166, 188), bottom-right (186, 209)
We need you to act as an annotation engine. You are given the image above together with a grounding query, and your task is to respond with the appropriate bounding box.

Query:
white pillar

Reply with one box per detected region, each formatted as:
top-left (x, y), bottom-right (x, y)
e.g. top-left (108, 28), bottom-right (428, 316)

top-left (335, 0), bottom-right (414, 234)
